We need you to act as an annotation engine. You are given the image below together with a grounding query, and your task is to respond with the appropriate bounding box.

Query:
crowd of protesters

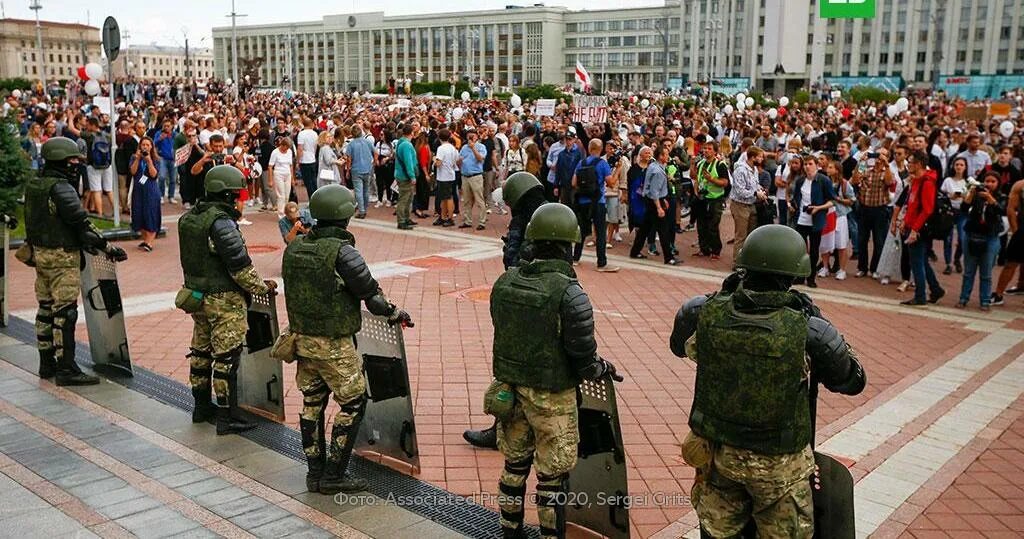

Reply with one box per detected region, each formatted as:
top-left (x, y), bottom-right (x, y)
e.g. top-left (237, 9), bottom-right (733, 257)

top-left (6, 77), bottom-right (1024, 309)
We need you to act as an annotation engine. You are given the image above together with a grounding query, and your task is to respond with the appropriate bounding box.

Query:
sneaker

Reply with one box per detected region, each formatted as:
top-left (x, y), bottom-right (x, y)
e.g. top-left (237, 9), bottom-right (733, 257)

top-left (665, 258), bottom-right (680, 266)
top-left (872, 272), bottom-right (880, 279)
top-left (606, 243), bottom-right (613, 249)
top-left (614, 233), bottom-right (623, 242)
top-left (954, 260), bottom-right (963, 274)
top-left (710, 254), bottom-right (721, 261)
top-left (433, 218), bottom-right (444, 226)
top-left (442, 219), bottom-right (455, 227)
top-left (238, 219), bottom-right (252, 226)
top-left (246, 200), bottom-right (254, 207)
top-left (942, 265), bottom-right (952, 275)
top-left (168, 198), bottom-right (179, 205)
top-left (928, 288), bottom-right (945, 304)
top-left (385, 200), bottom-right (392, 208)
top-left (596, 265), bottom-right (621, 273)
top-left (374, 201), bottom-right (383, 208)
top-left (855, 271), bottom-right (867, 278)
top-left (990, 293), bottom-right (1005, 306)
top-left (1005, 286), bottom-right (1024, 295)
top-left (476, 225), bottom-right (485, 231)
top-left (896, 282), bottom-right (910, 292)
top-left (901, 299), bottom-right (927, 306)
top-left (586, 240), bottom-right (595, 247)
top-left (817, 267), bottom-right (829, 278)
top-left (880, 277), bottom-right (890, 285)
top-left (955, 301), bottom-right (966, 309)
top-left (835, 270), bottom-right (847, 281)
top-left (486, 208), bottom-right (493, 214)
top-left (980, 304), bottom-right (991, 312)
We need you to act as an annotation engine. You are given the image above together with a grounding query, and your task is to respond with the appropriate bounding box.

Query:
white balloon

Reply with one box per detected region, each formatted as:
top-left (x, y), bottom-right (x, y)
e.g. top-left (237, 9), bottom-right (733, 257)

top-left (640, 98), bottom-right (650, 109)
top-left (778, 96), bottom-right (790, 107)
top-left (127, 61), bottom-right (135, 69)
top-left (827, 105), bottom-right (837, 116)
top-left (722, 104), bottom-right (734, 115)
top-left (11, 89), bottom-right (22, 99)
top-left (999, 120), bottom-right (1015, 138)
top-left (510, 94), bottom-right (522, 108)
top-left (886, 105), bottom-right (898, 118)
top-left (867, 106), bottom-right (877, 116)
top-left (896, 97), bottom-right (909, 112)
top-left (735, 92), bottom-right (746, 103)
top-left (745, 97), bottom-right (755, 108)
top-left (84, 79), bottom-right (101, 96)
top-left (461, 91), bottom-right (471, 101)
top-left (736, 101), bottom-right (746, 111)
top-left (452, 106), bottom-right (465, 120)
top-left (767, 108), bottom-right (779, 119)
top-left (226, 78), bottom-right (233, 85)
top-left (85, 62), bottom-right (103, 80)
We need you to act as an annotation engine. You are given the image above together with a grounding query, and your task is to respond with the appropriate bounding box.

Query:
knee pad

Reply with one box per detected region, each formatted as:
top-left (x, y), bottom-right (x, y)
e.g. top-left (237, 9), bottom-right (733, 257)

top-left (503, 457), bottom-right (534, 478)
top-left (53, 303), bottom-right (78, 326)
top-left (338, 394), bottom-right (367, 417)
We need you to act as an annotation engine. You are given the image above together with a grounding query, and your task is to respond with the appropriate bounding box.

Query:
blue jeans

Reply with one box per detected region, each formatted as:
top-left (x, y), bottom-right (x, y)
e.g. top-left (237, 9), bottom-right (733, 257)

top-left (943, 213), bottom-right (968, 266)
top-left (910, 238), bottom-right (942, 302)
top-left (572, 202), bottom-right (608, 267)
top-left (299, 163), bottom-right (318, 200)
top-left (777, 198), bottom-right (789, 227)
top-left (352, 172), bottom-right (371, 215)
top-left (158, 158), bottom-right (177, 200)
top-left (959, 235), bottom-right (1001, 306)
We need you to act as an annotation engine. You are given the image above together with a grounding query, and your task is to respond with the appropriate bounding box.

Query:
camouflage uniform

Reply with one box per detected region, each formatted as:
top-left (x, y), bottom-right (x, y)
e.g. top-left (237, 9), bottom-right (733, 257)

top-left (33, 247), bottom-right (80, 363)
top-left (294, 335), bottom-right (365, 463)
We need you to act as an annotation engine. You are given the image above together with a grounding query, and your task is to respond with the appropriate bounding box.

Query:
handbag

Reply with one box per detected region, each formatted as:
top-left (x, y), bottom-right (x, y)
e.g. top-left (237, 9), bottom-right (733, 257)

top-left (318, 168), bottom-right (335, 181)
top-left (270, 326), bottom-right (298, 363)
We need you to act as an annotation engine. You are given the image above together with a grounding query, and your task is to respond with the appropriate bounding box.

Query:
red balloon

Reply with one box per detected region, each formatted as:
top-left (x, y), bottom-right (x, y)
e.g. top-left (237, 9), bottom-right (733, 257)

top-left (77, 66), bottom-right (88, 81)
top-left (778, 106), bottom-right (787, 116)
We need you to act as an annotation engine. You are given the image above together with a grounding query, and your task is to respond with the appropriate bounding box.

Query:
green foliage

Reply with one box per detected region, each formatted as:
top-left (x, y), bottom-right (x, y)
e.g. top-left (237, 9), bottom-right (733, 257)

top-left (0, 116), bottom-right (31, 216)
top-left (411, 80), bottom-right (471, 96)
top-left (793, 90), bottom-right (811, 105)
top-left (846, 85), bottom-right (898, 104)
top-left (0, 78), bottom-right (32, 92)
top-left (515, 85), bottom-right (564, 102)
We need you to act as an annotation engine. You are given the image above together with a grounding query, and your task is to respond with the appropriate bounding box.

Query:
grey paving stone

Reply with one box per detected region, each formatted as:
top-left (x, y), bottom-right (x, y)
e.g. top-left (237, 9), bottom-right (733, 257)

top-left (49, 463), bottom-right (112, 489)
top-left (82, 426), bottom-right (136, 445)
top-left (143, 460), bottom-right (199, 480)
top-left (96, 494), bottom-right (163, 520)
top-left (336, 503), bottom-right (425, 536)
top-left (176, 476), bottom-right (231, 498)
top-left (81, 485), bottom-right (148, 509)
top-left (47, 407), bottom-right (98, 427)
top-left (59, 417), bottom-right (117, 439)
top-left (0, 474), bottom-right (50, 518)
top-left (282, 528), bottom-right (336, 539)
top-left (160, 468), bottom-right (216, 489)
top-left (0, 506), bottom-right (84, 537)
top-left (208, 495), bottom-right (271, 519)
top-left (0, 431), bottom-right (53, 453)
top-left (251, 464), bottom-right (310, 497)
top-left (98, 439), bottom-right (181, 470)
top-left (228, 504), bottom-right (291, 530)
top-left (248, 515), bottom-right (317, 539)
top-left (187, 434), bottom-right (265, 463)
top-left (389, 519), bottom-right (468, 539)
top-left (115, 506), bottom-right (202, 539)
top-left (54, 529), bottom-right (101, 539)
top-left (290, 491), bottom-right (365, 516)
top-left (8, 440), bottom-right (71, 464)
top-left (192, 486), bottom-right (251, 507)
top-left (163, 528), bottom-right (220, 539)
top-left (66, 476), bottom-right (129, 499)
top-left (224, 449), bottom-right (298, 479)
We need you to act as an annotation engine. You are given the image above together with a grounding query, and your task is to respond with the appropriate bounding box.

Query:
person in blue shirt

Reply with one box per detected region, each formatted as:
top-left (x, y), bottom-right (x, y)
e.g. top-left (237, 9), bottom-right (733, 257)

top-left (344, 126), bottom-right (376, 218)
top-left (572, 139), bottom-right (621, 272)
top-left (153, 119), bottom-right (178, 203)
top-left (279, 202), bottom-right (315, 243)
top-left (457, 127), bottom-right (488, 230)
top-left (555, 127), bottom-right (583, 205)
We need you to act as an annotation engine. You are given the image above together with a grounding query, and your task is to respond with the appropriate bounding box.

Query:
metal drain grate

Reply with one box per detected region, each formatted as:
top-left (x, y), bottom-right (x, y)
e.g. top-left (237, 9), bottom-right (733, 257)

top-left (2, 316), bottom-right (539, 539)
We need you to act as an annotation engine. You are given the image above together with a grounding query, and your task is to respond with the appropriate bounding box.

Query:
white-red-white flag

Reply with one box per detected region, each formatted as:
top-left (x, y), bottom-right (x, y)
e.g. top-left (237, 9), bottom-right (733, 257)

top-left (575, 62), bottom-right (592, 92)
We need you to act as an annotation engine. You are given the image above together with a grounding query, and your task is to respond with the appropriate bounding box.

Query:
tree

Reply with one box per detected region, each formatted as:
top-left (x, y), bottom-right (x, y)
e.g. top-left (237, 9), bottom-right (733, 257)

top-left (0, 114), bottom-right (31, 217)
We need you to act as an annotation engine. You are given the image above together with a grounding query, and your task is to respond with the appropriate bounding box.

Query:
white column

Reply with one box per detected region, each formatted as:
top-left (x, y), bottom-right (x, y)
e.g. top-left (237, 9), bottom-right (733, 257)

top-left (1008, 0), bottom-right (1023, 72)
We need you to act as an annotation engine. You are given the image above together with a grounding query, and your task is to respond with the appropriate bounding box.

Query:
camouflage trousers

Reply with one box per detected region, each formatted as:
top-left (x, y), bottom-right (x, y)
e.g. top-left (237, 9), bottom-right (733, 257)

top-left (189, 291), bottom-right (248, 405)
top-left (496, 386), bottom-right (579, 539)
top-left (692, 443), bottom-right (815, 538)
top-left (33, 247), bottom-right (81, 358)
top-left (295, 335), bottom-right (367, 464)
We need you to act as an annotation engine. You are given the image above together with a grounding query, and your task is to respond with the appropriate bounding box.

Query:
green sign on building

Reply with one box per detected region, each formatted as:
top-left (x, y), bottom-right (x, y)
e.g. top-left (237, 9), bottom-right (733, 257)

top-left (820, 0), bottom-right (876, 19)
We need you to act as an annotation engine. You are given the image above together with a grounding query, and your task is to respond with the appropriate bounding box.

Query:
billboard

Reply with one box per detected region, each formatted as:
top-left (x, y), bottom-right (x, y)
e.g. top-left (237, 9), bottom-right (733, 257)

top-left (824, 76), bottom-right (904, 93)
top-left (936, 75), bottom-right (1024, 101)
top-left (820, 0), bottom-right (876, 19)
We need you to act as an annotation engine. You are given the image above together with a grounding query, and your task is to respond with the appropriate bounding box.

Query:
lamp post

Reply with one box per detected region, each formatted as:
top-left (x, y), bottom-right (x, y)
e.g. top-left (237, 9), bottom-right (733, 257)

top-left (226, 0), bottom-right (247, 98)
top-left (655, 13), bottom-right (671, 90)
top-left (29, 0), bottom-right (45, 85)
top-left (916, 1), bottom-right (946, 86)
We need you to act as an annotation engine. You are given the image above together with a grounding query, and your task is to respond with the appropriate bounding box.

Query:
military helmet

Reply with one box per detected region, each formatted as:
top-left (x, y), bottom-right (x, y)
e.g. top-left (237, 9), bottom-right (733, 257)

top-left (204, 165), bottom-right (246, 194)
top-left (309, 184), bottom-right (356, 221)
top-left (502, 171), bottom-right (542, 209)
top-left (525, 203), bottom-right (581, 244)
top-left (41, 137), bottom-right (85, 162)
top-left (735, 224), bottom-right (810, 277)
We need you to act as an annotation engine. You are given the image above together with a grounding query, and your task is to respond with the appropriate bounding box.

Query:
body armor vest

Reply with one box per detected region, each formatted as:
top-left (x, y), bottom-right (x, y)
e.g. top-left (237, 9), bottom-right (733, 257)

top-left (178, 203), bottom-right (243, 294)
top-left (282, 228), bottom-right (363, 338)
top-left (25, 175), bottom-right (79, 250)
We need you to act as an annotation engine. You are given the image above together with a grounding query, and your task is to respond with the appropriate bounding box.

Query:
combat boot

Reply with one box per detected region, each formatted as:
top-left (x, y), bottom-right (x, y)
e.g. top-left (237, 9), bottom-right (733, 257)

top-left (463, 421), bottom-right (498, 449)
top-left (215, 406), bottom-right (256, 435)
top-left (301, 415), bottom-right (327, 492)
top-left (191, 386), bottom-right (216, 423)
top-left (53, 305), bottom-right (99, 386)
top-left (38, 349), bottom-right (57, 379)
top-left (305, 456), bottom-right (325, 492)
top-left (319, 418), bottom-right (367, 494)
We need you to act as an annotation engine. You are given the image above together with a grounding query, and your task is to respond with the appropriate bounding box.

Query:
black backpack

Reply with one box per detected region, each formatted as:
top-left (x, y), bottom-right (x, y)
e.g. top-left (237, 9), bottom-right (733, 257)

top-left (575, 157), bottom-right (599, 198)
top-left (922, 180), bottom-right (956, 240)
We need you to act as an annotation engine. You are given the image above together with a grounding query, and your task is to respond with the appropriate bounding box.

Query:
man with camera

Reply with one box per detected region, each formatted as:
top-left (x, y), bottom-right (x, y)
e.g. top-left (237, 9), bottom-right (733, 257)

top-left (729, 146), bottom-right (768, 258)
top-left (571, 138), bottom-right (621, 272)
top-left (279, 202), bottom-right (314, 244)
top-left (852, 149), bottom-right (895, 278)
top-left (189, 134), bottom-right (231, 202)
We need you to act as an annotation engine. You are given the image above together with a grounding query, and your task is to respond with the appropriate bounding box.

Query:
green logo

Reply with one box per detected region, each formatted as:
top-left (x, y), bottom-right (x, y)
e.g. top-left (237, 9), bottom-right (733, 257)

top-left (820, 0), bottom-right (875, 18)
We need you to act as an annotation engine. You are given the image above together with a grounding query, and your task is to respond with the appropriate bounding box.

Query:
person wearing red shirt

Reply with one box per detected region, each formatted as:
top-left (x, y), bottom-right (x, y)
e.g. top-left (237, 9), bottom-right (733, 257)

top-left (901, 150), bottom-right (945, 306)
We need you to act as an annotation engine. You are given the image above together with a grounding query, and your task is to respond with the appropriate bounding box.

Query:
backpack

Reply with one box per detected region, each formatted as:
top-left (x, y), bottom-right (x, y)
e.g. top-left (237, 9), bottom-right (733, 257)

top-left (90, 137), bottom-right (112, 169)
top-left (575, 157), bottom-right (599, 198)
top-left (921, 179), bottom-right (955, 240)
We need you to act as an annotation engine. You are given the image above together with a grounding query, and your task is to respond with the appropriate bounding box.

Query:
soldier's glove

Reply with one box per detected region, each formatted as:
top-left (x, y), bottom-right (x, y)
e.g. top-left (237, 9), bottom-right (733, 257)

top-left (602, 359), bottom-right (624, 382)
top-left (388, 309), bottom-right (414, 328)
top-left (263, 279), bottom-right (279, 295)
top-left (105, 245), bottom-right (128, 262)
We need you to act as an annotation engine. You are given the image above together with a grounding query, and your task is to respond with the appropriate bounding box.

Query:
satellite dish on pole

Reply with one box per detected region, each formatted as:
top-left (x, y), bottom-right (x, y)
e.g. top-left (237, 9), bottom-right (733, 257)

top-left (102, 17), bottom-right (121, 62)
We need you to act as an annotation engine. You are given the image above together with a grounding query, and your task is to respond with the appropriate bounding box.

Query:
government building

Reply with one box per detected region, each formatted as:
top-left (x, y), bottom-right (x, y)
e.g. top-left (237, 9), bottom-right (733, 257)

top-left (0, 18), bottom-right (102, 81)
top-left (211, 0), bottom-right (1024, 95)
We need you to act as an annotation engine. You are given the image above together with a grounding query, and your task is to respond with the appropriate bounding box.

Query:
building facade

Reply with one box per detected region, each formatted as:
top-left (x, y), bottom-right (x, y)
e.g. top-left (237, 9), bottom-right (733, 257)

top-left (0, 18), bottom-right (102, 81)
top-left (110, 44), bottom-right (215, 81)
top-left (212, 0), bottom-right (1024, 94)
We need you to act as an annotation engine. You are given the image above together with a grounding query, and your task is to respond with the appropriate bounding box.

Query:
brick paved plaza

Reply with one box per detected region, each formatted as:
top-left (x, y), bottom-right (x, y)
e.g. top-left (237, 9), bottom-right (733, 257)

top-left (1, 204), bottom-right (1022, 538)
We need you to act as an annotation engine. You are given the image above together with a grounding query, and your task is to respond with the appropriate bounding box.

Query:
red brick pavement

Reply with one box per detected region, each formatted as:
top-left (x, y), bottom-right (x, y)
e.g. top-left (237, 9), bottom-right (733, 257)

top-left (5, 202), bottom-right (1023, 537)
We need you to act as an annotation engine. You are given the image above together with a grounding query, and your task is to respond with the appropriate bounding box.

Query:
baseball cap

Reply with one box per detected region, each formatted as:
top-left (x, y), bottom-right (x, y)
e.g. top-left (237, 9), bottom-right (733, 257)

top-left (566, 125), bottom-right (577, 137)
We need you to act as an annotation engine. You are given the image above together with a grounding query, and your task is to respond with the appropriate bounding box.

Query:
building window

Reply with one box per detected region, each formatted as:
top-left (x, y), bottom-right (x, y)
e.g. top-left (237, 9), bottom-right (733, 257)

top-left (917, 52), bottom-right (926, 63)
top-left (956, 50), bottom-right (966, 62)
top-left (894, 52), bottom-right (903, 63)
top-left (623, 36), bottom-right (636, 46)
top-left (566, 23), bottom-right (577, 33)
top-left (608, 21), bottom-right (621, 31)
top-left (861, 53), bottom-right (870, 64)
top-left (972, 50), bottom-right (983, 62)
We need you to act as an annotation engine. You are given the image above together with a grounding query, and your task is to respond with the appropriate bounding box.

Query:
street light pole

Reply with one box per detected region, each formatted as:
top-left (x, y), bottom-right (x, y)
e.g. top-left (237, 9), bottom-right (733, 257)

top-left (29, 0), bottom-right (45, 85)
top-left (226, 0), bottom-right (247, 92)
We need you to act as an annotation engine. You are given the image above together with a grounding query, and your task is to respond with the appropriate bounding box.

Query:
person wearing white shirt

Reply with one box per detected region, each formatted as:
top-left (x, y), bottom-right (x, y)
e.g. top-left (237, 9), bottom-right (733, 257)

top-left (432, 128), bottom-right (460, 227)
top-left (268, 137), bottom-right (296, 216)
top-left (296, 118), bottom-right (319, 199)
top-left (940, 156), bottom-right (972, 275)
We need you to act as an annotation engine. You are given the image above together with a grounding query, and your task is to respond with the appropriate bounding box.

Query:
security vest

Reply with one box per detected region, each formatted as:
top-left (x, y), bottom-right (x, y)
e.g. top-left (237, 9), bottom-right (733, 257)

top-left (696, 158), bottom-right (725, 199)
top-left (24, 175), bottom-right (79, 250)
top-left (281, 227), bottom-right (363, 338)
top-left (178, 203), bottom-right (243, 294)
top-left (689, 287), bottom-right (812, 455)
top-left (491, 259), bottom-right (578, 392)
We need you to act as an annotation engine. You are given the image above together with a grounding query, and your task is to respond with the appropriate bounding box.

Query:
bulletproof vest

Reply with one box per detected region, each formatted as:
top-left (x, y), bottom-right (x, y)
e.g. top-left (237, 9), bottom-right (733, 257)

top-left (689, 287), bottom-right (812, 455)
top-left (24, 175), bottom-right (79, 250)
top-left (281, 227), bottom-right (363, 338)
top-left (697, 159), bottom-right (725, 199)
top-left (178, 203), bottom-right (243, 294)
top-left (491, 259), bottom-right (578, 392)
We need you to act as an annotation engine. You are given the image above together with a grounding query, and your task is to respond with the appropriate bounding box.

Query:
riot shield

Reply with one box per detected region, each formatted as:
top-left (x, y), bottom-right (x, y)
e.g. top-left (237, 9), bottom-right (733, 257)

top-left (80, 254), bottom-right (132, 376)
top-left (1, 227), bottom-right (8, 327)
top-left (353, 311), bottom-right (419, 471)
top-left (812, 451), bottom-right (855, 539)
top-left (567, 376), bottom-right (630, 539)
top-left (237, 291), bottom-right (285, 421)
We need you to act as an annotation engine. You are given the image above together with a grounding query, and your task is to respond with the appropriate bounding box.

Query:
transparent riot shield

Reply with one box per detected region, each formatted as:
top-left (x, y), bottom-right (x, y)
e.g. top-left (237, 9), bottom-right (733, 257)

top-left (237, 291), bottom-right (285, 421)
top-left (1, 226), bottom-right (8, 327)
top-left (354, 311), bottom-right (419, 471)
top-left (812, 452), bottom-right (855, 539)
top-left (80, 254), bottom-right (132, 376)
top-left (568, 376), bottom-right (630, 539)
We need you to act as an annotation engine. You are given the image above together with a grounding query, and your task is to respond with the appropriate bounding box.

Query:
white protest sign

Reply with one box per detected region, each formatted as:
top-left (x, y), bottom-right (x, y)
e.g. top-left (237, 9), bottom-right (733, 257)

top-left (572, 95), bottom-right (608, 123)
top-left (535, 99), bottom-right (557, 116)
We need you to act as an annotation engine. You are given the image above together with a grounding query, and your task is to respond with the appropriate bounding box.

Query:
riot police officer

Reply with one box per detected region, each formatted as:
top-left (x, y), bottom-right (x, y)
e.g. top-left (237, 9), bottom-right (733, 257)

top-left (25, 137), bottom-right (127, 386)
top-left (670, 224), bottom-right (866, 538)
top-left (464, 171), bottom-right (547, 450)
top-left (178, 165), bottom-right (275, 435)
top-left (488, 203), bottom-right (622, 539)
top-left (282, 184), bottom-right (413, 494)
